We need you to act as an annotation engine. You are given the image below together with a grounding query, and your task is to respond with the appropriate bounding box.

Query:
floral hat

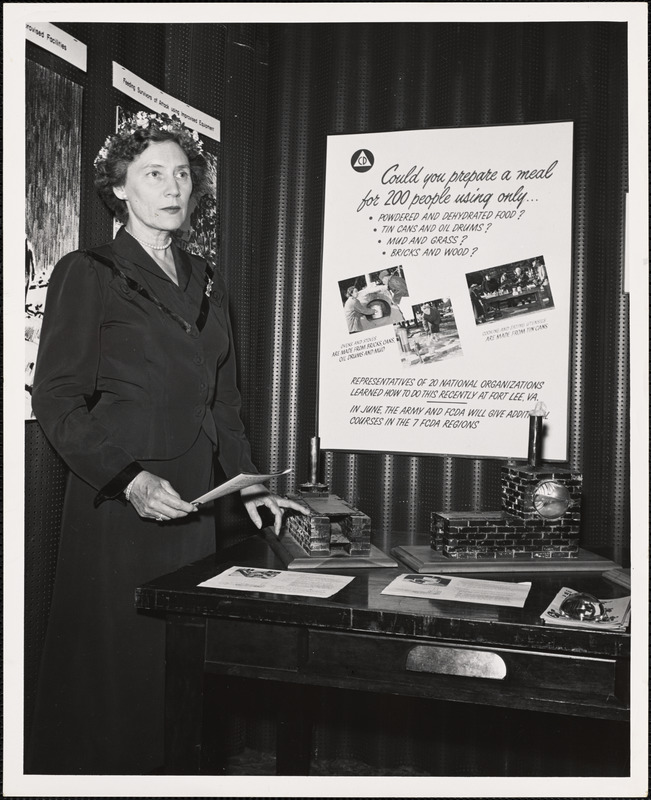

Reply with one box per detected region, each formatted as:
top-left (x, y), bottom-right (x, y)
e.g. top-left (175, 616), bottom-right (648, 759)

top-left (94, 110), bottom-right (204, 169)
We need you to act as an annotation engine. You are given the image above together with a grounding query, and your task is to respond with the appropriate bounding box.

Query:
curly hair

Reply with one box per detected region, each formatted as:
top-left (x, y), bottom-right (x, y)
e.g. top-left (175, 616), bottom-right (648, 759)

top-left (93, 112), bottom-right (208, 225)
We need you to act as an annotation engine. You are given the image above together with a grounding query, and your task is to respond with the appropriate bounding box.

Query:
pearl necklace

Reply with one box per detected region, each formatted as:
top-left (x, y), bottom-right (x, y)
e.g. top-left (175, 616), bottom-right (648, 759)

top-left (130, 232), bottom-right (172, 250)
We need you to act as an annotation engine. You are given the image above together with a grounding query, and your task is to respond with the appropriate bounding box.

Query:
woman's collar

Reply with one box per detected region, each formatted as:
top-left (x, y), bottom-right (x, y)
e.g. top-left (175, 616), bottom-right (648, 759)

top-left (112, 226), bottom-right (192, 290)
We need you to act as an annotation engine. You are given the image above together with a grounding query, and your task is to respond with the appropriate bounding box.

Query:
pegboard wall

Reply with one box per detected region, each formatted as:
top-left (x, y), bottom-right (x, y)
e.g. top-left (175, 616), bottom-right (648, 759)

top-left (253, 22), bottom-right (629, 560)
top-left (24, 20), bottom-right (630, 773)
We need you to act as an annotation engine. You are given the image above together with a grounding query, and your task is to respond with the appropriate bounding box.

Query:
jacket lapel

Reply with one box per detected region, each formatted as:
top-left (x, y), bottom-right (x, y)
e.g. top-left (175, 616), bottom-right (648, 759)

top-left (110, 226), bottom-right (192, 290)
top-left (173, 245), bottom-right (194, 291)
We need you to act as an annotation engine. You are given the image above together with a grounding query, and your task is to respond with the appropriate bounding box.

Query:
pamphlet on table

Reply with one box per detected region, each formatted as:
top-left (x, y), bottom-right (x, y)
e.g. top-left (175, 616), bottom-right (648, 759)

top-left (198, 565), bottom-right (354, 598)
top-left (381, 573), bottom-right (531, 608)
top-left (540, 586), bottom-right (631, 631)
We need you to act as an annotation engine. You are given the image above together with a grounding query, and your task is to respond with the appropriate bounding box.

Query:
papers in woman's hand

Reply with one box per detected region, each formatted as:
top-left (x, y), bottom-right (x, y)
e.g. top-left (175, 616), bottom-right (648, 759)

top-left (191, 468), bottom-right (291, 505)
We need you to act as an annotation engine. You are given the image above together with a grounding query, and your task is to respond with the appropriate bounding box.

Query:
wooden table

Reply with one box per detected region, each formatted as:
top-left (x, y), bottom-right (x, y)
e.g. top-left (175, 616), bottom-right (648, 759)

top-left (135, 531), bottom-right (630, 775)
top-left (482, 287), bottom-right (544, 314)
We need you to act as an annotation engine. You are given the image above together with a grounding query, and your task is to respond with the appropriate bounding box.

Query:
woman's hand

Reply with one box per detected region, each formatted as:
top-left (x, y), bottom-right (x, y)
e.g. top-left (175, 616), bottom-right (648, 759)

top-left (240, 483), bottom-right (309, 536)
top-left (127, 471), bottom-right (197, 522)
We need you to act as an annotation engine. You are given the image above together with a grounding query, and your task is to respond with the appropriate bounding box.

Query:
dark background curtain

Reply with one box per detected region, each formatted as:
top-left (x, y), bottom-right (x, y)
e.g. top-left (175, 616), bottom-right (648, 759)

top-left (25, 20), bottom-right (629, 775)
top-left (247, 22), bottom-right (629, 561)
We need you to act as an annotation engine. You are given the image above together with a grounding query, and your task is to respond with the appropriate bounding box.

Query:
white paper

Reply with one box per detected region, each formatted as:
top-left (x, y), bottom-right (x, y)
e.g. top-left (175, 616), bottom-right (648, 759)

top-left (318, 123), bottom-right (574, 461)
top-left (198, 565), bottom-right (354, 598)
top-left (113, 62), bottom-right (220, 141)
top-left (191, 468), bottom-right (291, 505)
top-left (381, 573), bottom-right (531, 608)
top-left (540, 586), bottom-right (631, 631)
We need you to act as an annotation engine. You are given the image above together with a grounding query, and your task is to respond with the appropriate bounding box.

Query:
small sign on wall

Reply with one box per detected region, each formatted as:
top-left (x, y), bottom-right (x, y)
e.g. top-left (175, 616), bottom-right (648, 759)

top-left (25, 22), bottom-right (87, 71)
top-left (112, 62), bottom-right (220, 142)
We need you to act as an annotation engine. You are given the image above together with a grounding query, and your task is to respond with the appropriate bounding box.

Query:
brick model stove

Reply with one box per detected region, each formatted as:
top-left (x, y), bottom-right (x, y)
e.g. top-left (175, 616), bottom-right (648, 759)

top-left (430, 404), bottom-right (583, 561)
top-left (284, 492), bottom-right (372, 557)
top-left (283, 437), bottom-right (372, 558)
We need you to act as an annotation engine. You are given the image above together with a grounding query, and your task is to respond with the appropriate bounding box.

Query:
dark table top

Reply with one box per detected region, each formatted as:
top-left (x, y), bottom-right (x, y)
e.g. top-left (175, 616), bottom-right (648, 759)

top-left (135, 530), bottom-right (630, 659)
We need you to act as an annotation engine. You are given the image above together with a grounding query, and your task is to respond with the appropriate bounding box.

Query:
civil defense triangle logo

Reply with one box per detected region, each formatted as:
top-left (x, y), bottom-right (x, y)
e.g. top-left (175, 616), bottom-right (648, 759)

top-left (351, 149), bottom-right (374, 172)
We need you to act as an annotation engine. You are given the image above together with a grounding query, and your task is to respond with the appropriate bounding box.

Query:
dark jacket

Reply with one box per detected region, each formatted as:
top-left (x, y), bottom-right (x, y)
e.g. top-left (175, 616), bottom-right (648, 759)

top-left (387, 274), bottom-right (409, 303)
top-left (32, 227), bottom-right (256, 504)
top-left (422, 305), bottom-right (441, 326)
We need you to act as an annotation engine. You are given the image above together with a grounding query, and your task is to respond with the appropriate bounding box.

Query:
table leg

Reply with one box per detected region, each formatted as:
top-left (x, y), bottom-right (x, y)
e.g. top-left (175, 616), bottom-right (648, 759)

top-left (275, 684), bottom-right (313, 775)
top-left (164, 615), bottom-right (207, 774)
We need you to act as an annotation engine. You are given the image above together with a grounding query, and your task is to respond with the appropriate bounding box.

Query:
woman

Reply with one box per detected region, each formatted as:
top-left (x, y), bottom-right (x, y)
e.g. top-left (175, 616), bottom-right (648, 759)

top-left (343, 285), bottom-right (373, 333)
top-left (28, 111), bottom-right (305, 774)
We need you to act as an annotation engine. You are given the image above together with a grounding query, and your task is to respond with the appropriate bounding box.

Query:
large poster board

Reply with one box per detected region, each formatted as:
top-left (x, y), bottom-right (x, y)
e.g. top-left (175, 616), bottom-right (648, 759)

top-left (318, 122), bottom-right (574, 461)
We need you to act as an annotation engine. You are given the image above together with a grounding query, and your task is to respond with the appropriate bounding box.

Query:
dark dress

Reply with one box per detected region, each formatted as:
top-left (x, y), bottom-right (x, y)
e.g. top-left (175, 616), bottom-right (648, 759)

top-left (27, 228), bottom-right (257, 774)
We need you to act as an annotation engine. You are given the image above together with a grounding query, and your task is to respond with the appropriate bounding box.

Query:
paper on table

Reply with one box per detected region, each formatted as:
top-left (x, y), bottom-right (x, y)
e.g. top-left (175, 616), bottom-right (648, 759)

top-left (192, 468), bottom-right (291, 505)
top-left (198, 565), bottom-right (354, 598)
top-left (540, 586), bottom-right (631, 631)
top-left (381, 573), bottom-right (532, 608)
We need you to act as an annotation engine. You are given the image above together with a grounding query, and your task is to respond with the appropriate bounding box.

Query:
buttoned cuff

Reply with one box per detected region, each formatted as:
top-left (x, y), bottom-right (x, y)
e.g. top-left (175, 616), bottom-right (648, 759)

top-left (94, 461), bottom-right (144, 507)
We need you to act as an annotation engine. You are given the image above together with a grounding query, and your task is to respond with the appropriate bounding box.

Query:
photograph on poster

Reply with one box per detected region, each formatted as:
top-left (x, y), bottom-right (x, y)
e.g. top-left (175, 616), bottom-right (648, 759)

top-left (394, 297), bottom-right (463, 368)
top-left (466, 255), bottom-right (554, 325)
top-left (338, 272), bottom-right (405, 333)
top-left (24, 61), bottom-right (83, 418)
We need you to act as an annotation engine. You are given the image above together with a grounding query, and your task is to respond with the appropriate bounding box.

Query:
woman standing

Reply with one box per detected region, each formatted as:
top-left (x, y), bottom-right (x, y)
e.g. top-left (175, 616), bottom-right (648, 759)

top-left (343, 285), bottom-right (373, 333)
top-left (27, 111), bottom-right (305, 774)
